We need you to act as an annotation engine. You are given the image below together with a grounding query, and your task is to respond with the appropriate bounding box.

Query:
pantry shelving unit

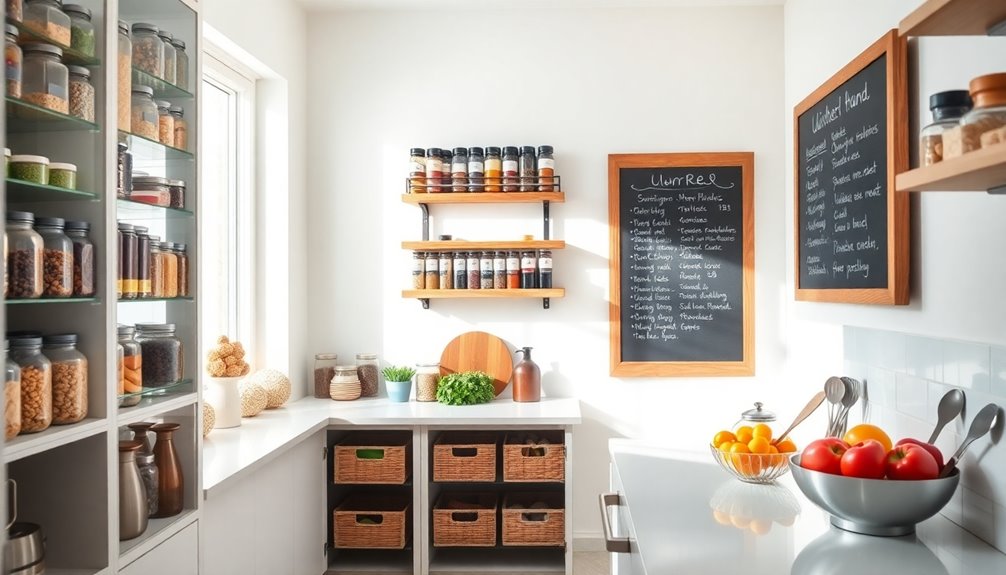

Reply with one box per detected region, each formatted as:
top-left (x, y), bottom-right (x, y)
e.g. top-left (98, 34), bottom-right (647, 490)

top-left (1, 0), bottom-right (202, 573)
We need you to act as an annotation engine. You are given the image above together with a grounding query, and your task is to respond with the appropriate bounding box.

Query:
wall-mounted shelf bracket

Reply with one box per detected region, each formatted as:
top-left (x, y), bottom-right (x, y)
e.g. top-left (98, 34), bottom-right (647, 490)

top-left (420, 203), bottom-right (430, 240)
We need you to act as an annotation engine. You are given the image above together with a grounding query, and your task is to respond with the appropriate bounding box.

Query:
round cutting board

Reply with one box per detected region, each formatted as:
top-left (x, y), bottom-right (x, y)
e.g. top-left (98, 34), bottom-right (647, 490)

top-left (439, 331), bottom-right (513, 396)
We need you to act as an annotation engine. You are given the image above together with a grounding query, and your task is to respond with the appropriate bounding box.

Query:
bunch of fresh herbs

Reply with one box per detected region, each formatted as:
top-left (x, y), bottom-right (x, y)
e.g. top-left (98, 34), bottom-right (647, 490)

top-left (436, 371), bottom-right (495, 406)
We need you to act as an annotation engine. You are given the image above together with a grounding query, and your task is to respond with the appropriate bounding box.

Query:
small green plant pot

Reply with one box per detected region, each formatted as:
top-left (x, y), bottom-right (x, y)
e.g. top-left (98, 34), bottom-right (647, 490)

top-left (386, 380), bottom-right (412, 402)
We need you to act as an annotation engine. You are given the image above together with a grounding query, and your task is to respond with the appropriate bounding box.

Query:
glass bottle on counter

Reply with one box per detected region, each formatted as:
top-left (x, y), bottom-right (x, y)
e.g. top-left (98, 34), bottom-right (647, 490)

top-left (501, 146), bottom-right (519, 192)
top-left (157, 30), bottom-right (176, 85)
top-left (156, 100), bottom-right (174, 146)
top-left (466, 251), bottom-right (480, 289)
top-left (9, 336), bottom-right (52, 433)
top-left (35, 217), bottom-right (73, 298)
top-left (355, 353), bottom-right (379, 398)
top-left (119, 324), bottom-right (143, 402)
top-left (519, 146), bottom-right (537, 191)
top-left (22, 41), bottom-right (68, 113)
top-left (538, 249), bottom-right (553, 289)
top-left (64, 3), bottom-right (95, 58)
top-left (467, 147), bottom-right (484, 192)
top-left (42, 333), bottom-right (87, 425)
top-left (424, 251), bottom-right (439, 290)
top-left (920, 90), bottom-right (972, 167)
top-left (453, 251), bottom-right (467, 289)
top-left (131, 22), bottom-right (163, 78)
top-left (133, 226), bottom-right (151, 298)
top-left (117, 20), bottom-right (131, 131)
top-left (415, 363), bottom-right (440, 402)
top-left (451, 147), bottom-right (468, 192)
top-left (7, 211), bottom-right (44, 299)
top-left (439, 251), bottom-right (453, 289)
top-left (24, 0), bottom-right (70, 47)
top-left (506, 250), bottom-right (520, 289)
top-left (169, 105), bottom-right (188, 150)
top-left (409, 148), bottom-right (426, 193)
top-left (484, 147), bottom-right (502, 192)
top-left (135, 323), bottom-right (182, 387)
top-left (313, 353), bottom-right (338, 399)
top-left (130, 85), bottom-right (158, 140)
top-left (493, 250), bottom-right (506, 289)
top-left (5, 340), bottom-right (22, 439)
top-left (172, 38), bottom-right (188, 90)
top-left (65, 220), bottom-right (94, 297)
top-left (174, 243), bottom-right (189, 297)
top-left (480, 250), bottom-right (494, 289)
top-left (538, 145), bottom-right (555, 191)
top-left (425, 148), bottom-right (442, 192)
top-left (521, 250), bottom-right (538, 289)
top-left (411, 251), bottom-right (425, 289)
top-left (118, 222), bottom-right (137, 299)
top-left (5, 24), bottom-right (22, 99)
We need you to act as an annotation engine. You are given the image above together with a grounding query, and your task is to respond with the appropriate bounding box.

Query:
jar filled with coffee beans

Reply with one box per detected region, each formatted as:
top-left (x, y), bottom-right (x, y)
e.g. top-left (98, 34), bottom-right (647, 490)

top-left (5, 340), bottom-right (22, 439)
top-left (313, 353), bottom-right (338, 399)
top-left (9, 336), bottom-right (52, 433)
top-left (6, 211), bottom-right (44, 298)
top-left (35, 216), bottom-right (73, 297)
top-left (135, 323), bottom-right (182, 387)
top-left (42, 333), bottom-right (87, 424)
top-left (355, 353), bottom-right (379, 397)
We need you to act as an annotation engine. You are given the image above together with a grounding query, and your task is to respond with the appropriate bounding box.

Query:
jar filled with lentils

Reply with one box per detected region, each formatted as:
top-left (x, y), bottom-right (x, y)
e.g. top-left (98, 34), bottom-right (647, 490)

top-left (415, 363), bottom-right (440, 402)
top-left (24, 0), bottom-right (70, 47)
top-left (64, 219), bottom-right (94, 297)
top-left (42, 333), bottom-right (87, 425)
top-left (135, 323), bottom-right (182, 387)
top-left (68, 64), bottom-right (94, 122)
top-left (355, 353), bottom-right (379, 397)
top-left (34, 216), bottom-right (73, 297)
top-left (172, 38), bottom-right (188, 90)
top-left (7, 211), bottom-right (44, 299)
top-left (5, 340), bottom-right (22, 439)
top-left (22, 41), bottom-right (68, 113)
top-left (9, 336), bottom-right (51, 433)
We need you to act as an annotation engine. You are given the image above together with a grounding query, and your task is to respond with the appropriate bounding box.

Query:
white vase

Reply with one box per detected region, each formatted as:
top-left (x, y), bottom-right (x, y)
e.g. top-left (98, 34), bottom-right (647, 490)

top-left (205, 377), bottom-right (242, 428)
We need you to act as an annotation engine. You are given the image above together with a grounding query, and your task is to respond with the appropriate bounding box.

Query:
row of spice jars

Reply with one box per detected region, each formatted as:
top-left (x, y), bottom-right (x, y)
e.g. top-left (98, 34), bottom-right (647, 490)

top-left (312, 353), bottom-right (381, 399)
top-left (409, 146), bottom-right (556, 193)
top-left (411, 250), bottom-right (553, 290)
top-left (921, 73), bottom-right (1006, 166)
top-left (6, 211), bottom-right (95, 298)
top-left (128, 174), bottom-right (187, 209)
top-left (5, 150), bottom-right (77, 189)
top-left (117, 323), bottom-right (183, 399)
top-left (6, 0), bottom-right (95, 57)
top-left (117, 223), bottom-right (189, 300)
top-left (5, 27), bottom-right (96, 121)
top-left (129, 21), bottom-right (188, 88)
top-left (130, 85), bottom-right (189, 149)
top-left (4, 333), bottom-right (88, 438)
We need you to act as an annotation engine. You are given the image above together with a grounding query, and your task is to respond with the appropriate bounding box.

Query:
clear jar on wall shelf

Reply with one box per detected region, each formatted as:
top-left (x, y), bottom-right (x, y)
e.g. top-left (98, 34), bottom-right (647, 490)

top-left (467, 147), bottom-right (484, 192)
top-left (441, 149), bottom-right (452, 188)
top-left (134, 226), bottom-right (151, 298)
top-left (5, 24), bottom-right (22, 99)
top-left (409, 148), bottom-right (426, 193)
top-left (22, 41), bottom-right (68, 113)
top-left (63, 3), bottom-right (95, 58)
top-left (439, 251), bottom-right (453, 290)
top-left (117, 21), bottom-right (131, 130)
top-left (484, 147), bottom-right (502, 192)
top-left (158, 30), bottom-right (176, 84)
top-left (920, 90), bottom-right (971, 167)
top-left (34, 216), bottom-right (73, 298)
top-left (493, 250), bottom-right (506, 289)
top-left (538, 249), bottom-right (553, 288)
top-left (130, 85), bottom-right (158, 140)
top-left (451, 147), bottom-right (468, 192)
top-left (538, 145), bottom-right (555, 191)
top-left (453, 251), bottom-right (467, 289)
top-left (156, 100), bottom-right (174, 146)
top-left (9, 336), bottom-right (52, 433)
top-left (501, 146), bottom-right (519, 192)
top-left (65, 220), bottom-right (94, 297)
top-left (131, 22), bottom-right (163, 78)
top-left (172, 38), bottom-right (188, 90)
top-left (42, 333), bottom-right (87, 425)
top-left (506, 250), bottom-right (520, 289)
top-left (24, 0), bottom-right (70, 47)
top-left (957, 73), bottom-right (1006, 154)
top-left (135, 323), bottom-right (182, 387)
top-left (68, 64), bottom-right (94, 122)
top-left (169, 105), bottom-right (187, 150)
top-left (174, 243), bottom-right (189, 297)
top-left (412, 251), bottom-right (425, 289)
top-left (424, 251), bottom-right (439, 289)
top-left (519, 146), bottom-right (536, 191)
top-left (425, 148), bottom-right (442, 192)
top-left (7, 210), bottom-right (44, 298)
top-left (5, 340), bottom-right (22, 439)
top-left (480, 250), bottom-right (494, 289)
top-left (521, 250), bottom-right (537, 289)
top-left (466, 251), bottom-right (480, 290)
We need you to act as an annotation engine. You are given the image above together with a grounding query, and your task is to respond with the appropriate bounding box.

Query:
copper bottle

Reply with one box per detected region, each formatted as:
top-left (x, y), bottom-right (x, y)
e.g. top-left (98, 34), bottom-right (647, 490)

top-left (151, 422), bottom-right (184, 517)
top-left (512, 347), bottom-right (541, 402)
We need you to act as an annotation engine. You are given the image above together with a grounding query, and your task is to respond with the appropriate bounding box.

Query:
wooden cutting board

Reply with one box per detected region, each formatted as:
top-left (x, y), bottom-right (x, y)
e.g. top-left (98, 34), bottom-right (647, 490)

top-left (439, 331), bottom-right (513, 396)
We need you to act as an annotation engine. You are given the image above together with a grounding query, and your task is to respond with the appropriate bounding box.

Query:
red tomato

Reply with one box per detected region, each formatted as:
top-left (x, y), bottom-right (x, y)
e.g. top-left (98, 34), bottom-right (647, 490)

top-left (840, 439), bottom-right (887, 479)
top-left (800, 438), bottom-right (849, 475)
top-left (886, 443), bottom-right (939, 480)
top-left (895, 438), bottom-right (944, 470)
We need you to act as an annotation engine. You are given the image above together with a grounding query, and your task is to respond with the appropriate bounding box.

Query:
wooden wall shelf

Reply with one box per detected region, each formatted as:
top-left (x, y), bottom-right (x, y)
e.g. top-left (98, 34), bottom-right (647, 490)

top-left (402, 192), bottom-right (565, 205)
top-left (402, 240), bottom-right (565, 251)
top-left (402, 288), bottom-right (564, 300)
top-left (896, 142), bottom-right (1006, 192)
top-left (900, 0), bottom-right (1006, 36)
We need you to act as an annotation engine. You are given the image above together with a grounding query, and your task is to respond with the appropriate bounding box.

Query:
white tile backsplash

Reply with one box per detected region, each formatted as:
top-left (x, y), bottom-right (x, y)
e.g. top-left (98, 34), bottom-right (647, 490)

top-left (907, 335), bottom-right (944, 382)
top-left (943, 339), bottom-right (991, 392)
top-left (991, 347), bottom-right (1006, 400)
top-left (896, 373), bottom-right (931, 421)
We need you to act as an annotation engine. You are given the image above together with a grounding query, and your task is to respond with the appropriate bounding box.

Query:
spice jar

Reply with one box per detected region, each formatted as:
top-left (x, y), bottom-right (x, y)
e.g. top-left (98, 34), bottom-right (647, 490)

top-left (355, 353), bottom-right (379, 398)
top-left (329, 365), bottom-right (361, 401)
top-left (466, 146), bottom-right (484, 193)
top-left (484, 146), bottom-right (502, 192)
top-left (7, 211), bottom-right (44, 298)
top-left (117, 222), bottom-right (137, 299)
top-left (521, 250), bottom-right (537, 288)
top-left (451, 147), bottom-right (468, 192)
top-left (519, 146), bottom-right (536, 191)
top-left (172, 38), bottom-right (188, 90)
top-left (9, 154), bottom-right (48, 184)
top-left (313, 353), bottom-right (338, 399)
top-left (131, 175), bottom-right (170, 207)
top-left (425, 148), bottom-right (442, 192)
top-left (538, 249), bottom-right (553, 288)
top-left (130, 85), bottom-right (158, 140)
top-left (409, 148), bottom-right (426, 193)
top-left (63, 4), bottom-right (94, 58)
top-left (501, 146), bottom-right (520, 192)
top-left (24, 0), bottom-right (70, 47)
top-left (506, 250), bottom-right (520, 289)
top-left (415, 363), bottom-right (440, 402)
top-left (441, 149), bottom-right (452, 188)
top-left (466, 251), bottom-right (480, 289)
top-left (5, 340), bottom-right (22, 439)
top-left (136, 451), bottom-right (159, 516)
top-left (439, 251), bottom-right (453, 290)
top-left (174, 243), bottom-right (188, 297)
top-left (453, 251), bottom-right (467, 289)
top-left (169, 105), bottom-right (187, 150)
top-left (34, 216), bottom-right (72, 297)
top-left (921, 90), bottom-right (972, 167)
top-left (10, 336), bottom-right (51, 433)
top-left (538, 145), bottom-right (555, 191)
top-left (161, 242), bottom-right (178, 298)
top-left (134, 226), bottom-right (151, 298)
top-left (7, 0), bottom-right (23, 23)
top-left (117, 142), bottom-right (132, 198)
top-left (65, 220), bottom-right (94, 297)
top-left (5, 24), bottom-right (22, 99)
top-left (951, 73), bottom-right (1006, 157)
top-left (117, 21), bottom-right (131, 131)
top-left (168, 179), bottom-right (185, 209)
top-left (22, 41), bottom-right (68, 113)
top-left (119, 324), bottom-right (143, 399)
top-left (156, 100), bottom-right (174, 146)
top-left (42, 333), bottom-right (87, 425)
top-left (135, 323), bottom-right (182, 387)
top-left (48, 161), bottom-right (76, 189)
top-left (480, 250), bottom-right (494, 289)
top-left (131, 22), bottom-right (163, 78)
top-left (493, 250), bottom-right (506, 289)
top-left (158, 30), bottom-right (176, 84)
top-left (424, 251), bottom-right (439, 290)
top-left (411, 251), bottom-right (425, 289)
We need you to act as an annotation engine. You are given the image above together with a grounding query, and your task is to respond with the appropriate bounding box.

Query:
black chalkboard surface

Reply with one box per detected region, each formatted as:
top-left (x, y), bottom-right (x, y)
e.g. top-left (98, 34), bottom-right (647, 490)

top-left (793, 30), bottom-right (909, 305)
top-left (609, 153), bottom-right (754, 377)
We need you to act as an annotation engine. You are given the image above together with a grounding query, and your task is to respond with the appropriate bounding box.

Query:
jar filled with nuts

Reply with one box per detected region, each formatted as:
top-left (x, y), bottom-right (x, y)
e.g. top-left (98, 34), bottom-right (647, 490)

top-left (157, 30), bottom-right (176, 85)
top-left (5, 340), bottom-right (22, 439)
top-left (42, 333), bottom-right (87, 425)
top-left (9, 336), bottom-right (52, 433)
top-left (172, 38), bottom-right (188, 90)
top-left (7, 211), bottom-right (44, 299)
top-left (130, 85), bottom-right (158, 140)
top-left (355, 353), bottom-right (380, 398)
top-left (156, 100), bottom-right (174, 146)
top-left (68, 64), bottom-right (94, 122)
top-left (131, 22), bottom-right (163, 78)
top-left (117, 21), bottom-right (131, 131)
top-left (22, 41), bottom-right (68, 114)
top-left (35, 216), bottom-right (73, 297)
top-left (169, 105), bottom-right (187, 150)
top-left (64, 220), bottom-right (94, 297)
top-left (118, 324), bottom-right (143, 400)
top-left (135, 323), bottom-right (182, 387)
top-left (5, 24), bottom-right (22, 99)
top-left (24, 0), bottom-right (71, 47)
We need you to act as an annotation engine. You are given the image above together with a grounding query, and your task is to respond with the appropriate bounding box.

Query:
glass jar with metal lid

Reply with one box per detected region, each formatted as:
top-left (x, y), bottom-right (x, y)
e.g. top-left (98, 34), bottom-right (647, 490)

top-left (467, 147), bottom-right (484, 192)
top-left (161, 242), bottom-right (178, 298)
top-left (9, 336), bottom-right (52, 433)
top-left (484, 146), bottom-right (502, 192)
top-left (167, 179), bottom-right (185, 209)
top-left (519, 146), bottom-right (536, 191)
top-left (920, 90), bottom-right (972, 167)
top-left (67, 64), bottom-right (94, 121)
top-left (131, 22), bottom-right (163, 78)
top-left (355, 353), bottom-right (379, 397)
top-left (135, 323), bottom-right (182, 387)
top-left (42, 333), bottom-right (87, 425)
top-left (409, 148), bottom-right (426, 193)
top-left (172, 243), bottom-right (188, 297)
top-left (24, 0), bottom-right (70, 47)
top-left (538, 145), bottom-right (555, 191)
top-left (415, 363), bottom-right (440, 402)
top-left (6, 210), bottom-right (44, 298)
top-left (64, 220), bottom-right (94, 296)
top-left (157, 30), bottom-right (176, 84)
top-left (501, 146), bottom-right (520, 192)
top-left (480, 250), bottom-right (494, 289)
top-left (117, 20), bottom-right (131, 130)
top-left (314, 353), bottom-right (338, 399)
top-left (451, 147), bottom-right (468, 192)
top-left (119, 324), bottom-right (143, 402)
top-left (5, 24), bottom-right (22, 99)
top-left (425, 148), bottom-right (442, 192)
top-left (132, 175), bottom-right (170, 207)
top-left (169, 105), bottom-right (187, 150)
top-left (22, 41), bottom-right (68, 113)
top-left (5, 340), bottom-right (22, 439)
top-left (733, 402), bottom-right (777, 430)
top-left (148, 239), bottom-right (163, 297)
top-left (34, 216), bottom-right (73, 297)
top-left (156, 100), bottom-right (174, 146)
top-left (130, 85), bottom-right (158, 139)
top-left (172, 38), bottom-right (188, 90)
top-left (117, 222), bottom-right (137, 299)
top-left (63, 4), bottom-right (95, 57)
top-left (329, 365), bottom-right (361, 401)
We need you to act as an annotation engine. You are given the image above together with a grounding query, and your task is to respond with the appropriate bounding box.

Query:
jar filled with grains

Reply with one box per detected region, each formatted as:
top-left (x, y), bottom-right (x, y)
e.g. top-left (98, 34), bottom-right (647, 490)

top-left (67, 65), bottom-right (94, 121)
top-left (424, 251), bottom-right (439, 290)
top-left (467, 147), bottom-right (484, 192)
top-left (63, 4), bottom-right (95, 58)
top-left (480, 250), bottom-right (494, 289)
top-left (519, 146), bottom-right (536, 191)
top-left (48, 162), bottom-right (76, 189)
top-left (168, 179), bottom-right (185, 209)
top-left (453, 251), bottom-right (467, 289)
top-left (156, 100), bottom-right (174, 146)
top-left (538, 145), bottom-right (555, 191)
top-left (64, 220), bottom-right (94, 297)
top-left (466, 251), bottom-right (480, 289)
top-left (355, 353), bottom-right (380, 397)
top-left (118, 21), bottom-right (131, 131)
top-left (169, 105), bottom-right (187, 150)
top-left (24, 0), bottom-right (70, 47)
top-left (10, 336), bottom-right (51, 433)
top-left (451, 147), bottom-right (468, 192)
top-left (135, 323), bottom-right (182, 387)
top-left (133, 226), bottom-right (151, 298)
top-left (415, 363), bottom-right (440, 402)
top-left (6, 211), bottom-right (44, 298)
top-left (438, 251), bottom-right (453, 289)
top-left (5, 340), bottom-right (22, 439)
top-left (174, 243), bottom-right (188, 297)
top-left (5, 24), bottom-right (22, 99)
top-left (130, 85), bottom-right (158, 139)
top-left (22, 41), bottom-right (68, 113)
top-left (34, 216), bottom-right (73, 298)
top-left (411, 251), bottom-right (425, 289)
top-left (131, 23), bottom-right (163, 78)
top-left (118, 325), bottom-right (143, 404)
top-left (161, 242), bottom-right (178, 298)
top-left (7, 0), bottom-right (23, 23)
top-left (409, 148), bottom-right (425, 193)
top-left (42, 333), bottom-right (87, 425)
top-left (148, 238), bottom-right (163, 297)
top-left (117, 222), bottom-right (137, 299)
top-left (172, 38), bottom-right (188, 90)
top-left (158, 30), bottom-right (176, 84)
top-left (313, 353), bottom-right (338, 399)
top-left (131, 175), bottom-right (170, 207)
top-left (506, 250), bottom-right (520, 289)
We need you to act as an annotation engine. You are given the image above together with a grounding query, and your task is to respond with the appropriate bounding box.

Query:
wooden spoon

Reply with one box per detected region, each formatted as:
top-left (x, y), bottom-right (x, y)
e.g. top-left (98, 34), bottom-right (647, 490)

top-left (773, 391), bottom-right (827, 446)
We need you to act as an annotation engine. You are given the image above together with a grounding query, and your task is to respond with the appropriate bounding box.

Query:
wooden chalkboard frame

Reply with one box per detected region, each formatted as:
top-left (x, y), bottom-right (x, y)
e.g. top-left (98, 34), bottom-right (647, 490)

top-left (793, 30), bottom-right (909, 305)
top-left (608, 152), bottom-right (755, 377)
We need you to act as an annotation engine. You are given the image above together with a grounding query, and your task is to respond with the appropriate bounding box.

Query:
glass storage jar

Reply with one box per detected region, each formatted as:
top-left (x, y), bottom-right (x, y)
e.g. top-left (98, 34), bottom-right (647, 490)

top-left (415, 363), bottom-right (440, 402)
top-left (135, 323), bottom-right (182, 387)
top-left (5, 24), bottom-right (22, 99)
top-left (480, 250), bottom-right (493, 289)
top-left (411, 251), bottom-right (425, 289)
top-left (537, 145), bottom-right (555, 191)
top-left (7, 0), bottom-right (23, 23)
top-left (117, 21), bottom-right (131, 130)
top-left (440, 149), bottom-right (452, 188)
top-left (64, 220), bottom-right (94, 297)
top-left (467, 146), bottom-right (484, 192)
top-left (167, 179), bottom-right (185, 209)
top-left (466, 251), bottom-right (480, 290)
top-left (956, 73), bottom-right (1006, 155)
top-left (521, 250), bottom-right (537, 288)
top-left (9, 336), bottom-right (52, 433)
top-left (36, 216), bottom-right (73, 297)
top-left (136, 451), bottom-right (159, 516)
top-left (493, 250), bottom-right (506, 289)
top-left (425, 147), bottom-right (442, 192)
top-left (501, 146), bottom-right (519, 192)
top-left (451, 147), bottom-right (468, 192)
top-left (174, 243), bottom-right (188, 297)
top-left (48, 161), bottom-right (76, 189)
top-left (133, 226), bottom-right (151, 298)
top-left (920, 90), bottom-right (972, 166)
top-left (484, 146), bottom-right (502, 192)
top-left (172, 38), bottom-right (187, 90)
top-left (355, 353), bottom-right (379, 397)
top-left (117, 222), bottom-right (137, 299)
top-left (42, 333), bottom-right (87, 424)
top-left (116, 342), bottom-right (124, 398)
top-left (409, 148), bottom-right (426, 193)
top-left (161, 242), bottom-right (178, 298)
top-left (156, 100), bottom-right (174, 146)
top-left (117, 142), bottom-right (132, 199)
top-left (519, 146), bottom-right (536, 191)
top-left (131, 175), bottom-right (170, 207)
top-left (130, 85), bottom-right (158, 139)
top-left (438, 251), bottom-right (453, 290)
top-left (157, 30), bottom-right (175, 84)
top-left (9, 154), bottom-right (48, 184)
top-left (5, 340), bottom-right (22, 439)
top-left (453, 251), bottom-right (467, 289)
top-left (63, 4), bottom-right (94, 57)
top-left (148, 240), bottom-right (164, 298)
top-left (24, 0), bottom-right (70, 47)
top-left (313, 353), bottom-right (338, 399)
top-left (734, 402), bottom-right (777, 429)
top-left (506, 250), bottom-right (520, 289)
top-left (131, 22), bottom-right (163, 78)
top-left (169, 105), bottom-right (187, 150)
top-left (329, 365), bottom-right (361, 401)
top-left (538, 249), bottom-right (553, 288)
top-left (22, 41), bottom-right (67, 113)
top-left (7, 211), bottom-right (43, 298)
top-left (424, 251), bottom-right (439, 289)
top-left (119, 324), bottom-right (143, 400)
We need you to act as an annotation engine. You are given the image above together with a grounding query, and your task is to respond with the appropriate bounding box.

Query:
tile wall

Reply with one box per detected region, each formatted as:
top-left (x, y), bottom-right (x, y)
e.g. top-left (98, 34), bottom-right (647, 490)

top-left (843, 326), bottom-right (1006, 554)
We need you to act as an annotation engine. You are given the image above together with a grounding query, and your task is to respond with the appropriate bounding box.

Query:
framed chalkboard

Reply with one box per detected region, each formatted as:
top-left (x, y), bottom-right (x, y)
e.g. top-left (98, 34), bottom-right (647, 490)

top-left (608, 153), bottom-right (754, 377)
top-left (793, 30), bottom-right (909, 305)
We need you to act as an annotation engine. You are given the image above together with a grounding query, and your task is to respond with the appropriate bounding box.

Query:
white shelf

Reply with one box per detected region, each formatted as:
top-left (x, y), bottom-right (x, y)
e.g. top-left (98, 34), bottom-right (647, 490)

top-left (117, 391), bottom-right (198, 426)
top-left (118, 509), bottom-right (199, 567)
top-left (327, 549), bottom-right (413, 574)
top-left (3, 419), bottom-right (108, 464)
top-left (429, 549), bottom-right (566, 574)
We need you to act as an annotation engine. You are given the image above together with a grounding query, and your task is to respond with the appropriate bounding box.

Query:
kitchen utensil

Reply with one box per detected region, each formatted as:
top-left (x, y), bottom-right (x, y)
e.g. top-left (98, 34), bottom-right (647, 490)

top-left (710, 444), bottom-right (792, 484)
top-left (832, 377), bottom-right (861, 437)
top-left (824, 377), bottom-right (845, 437)
top-left (928, 388), bottom-right (965, 444)
top-left (439, 331), bottom-right (513, 396)
top-left (789, 454), bottom-right (959, 536)
top-left (939, 403), bottom-right (1000, 478)
top-left (773, 390), bottom-right (826, 445)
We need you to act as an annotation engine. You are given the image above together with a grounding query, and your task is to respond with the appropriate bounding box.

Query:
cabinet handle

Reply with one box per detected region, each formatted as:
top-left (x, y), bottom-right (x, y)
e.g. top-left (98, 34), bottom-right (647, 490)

top-left (599, 492), bottom-right (630, 553)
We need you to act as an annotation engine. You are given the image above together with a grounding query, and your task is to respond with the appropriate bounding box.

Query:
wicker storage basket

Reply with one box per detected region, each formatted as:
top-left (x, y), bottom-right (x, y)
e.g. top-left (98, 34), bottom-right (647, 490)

top-left (433, 431), bottom-right (497, 482)
top-left (433, 492), bottom-right (498, 547)
top-left (334, 432), bottom-right (411, 484)
top-left (501, 492), bottom-right (565, 547)
top-left (503, 431), bottom-right (565, 483)
top-left (333, 495), bottom-right (410, 549)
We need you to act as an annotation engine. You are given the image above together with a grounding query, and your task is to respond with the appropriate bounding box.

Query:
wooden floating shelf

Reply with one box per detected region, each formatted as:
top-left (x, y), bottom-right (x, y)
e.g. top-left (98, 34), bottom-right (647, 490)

top-left (402, 240), bottom-right (565, 250)
top-left (896, 142), bottom-right (1006, 192)
top-left (900, 0), bottom-right (1006, 36)
top-left (403, 288), bottom-right (564, 300)
top-left (401, 192), bottom-right (565, 204)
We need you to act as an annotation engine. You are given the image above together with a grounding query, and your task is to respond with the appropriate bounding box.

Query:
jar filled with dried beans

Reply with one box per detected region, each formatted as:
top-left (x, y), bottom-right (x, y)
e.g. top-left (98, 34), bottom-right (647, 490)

top-left (6, 211), bottom-right (44, 299)
top-left (313, 353), bottom-right (338, 399)
top-left (135, 323), bottom-right (182, 387)
top-left (34, 216), bottom-right (73, 298)
top-left (42, 333), bottom-right (87, 425)
top-left (5, 340), bottom-right (22, 439)
top-left (355, 353), bottom-right (379, 398)
top-left (9, 336), bottom-right (52, 433)
top-left (65, 220), bottom-right (94, 297)
top-left (501, 146), bottom-right (519, 192)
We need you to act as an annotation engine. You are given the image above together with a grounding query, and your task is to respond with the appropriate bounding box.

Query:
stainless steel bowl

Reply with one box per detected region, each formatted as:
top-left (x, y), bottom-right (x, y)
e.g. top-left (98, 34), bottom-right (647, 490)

top-left (789, 454), bottom-right (959, 536)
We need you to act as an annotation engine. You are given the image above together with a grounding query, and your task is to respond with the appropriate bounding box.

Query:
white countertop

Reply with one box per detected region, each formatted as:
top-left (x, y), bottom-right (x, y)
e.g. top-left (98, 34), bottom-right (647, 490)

top-left (609, 440), bottom-right (1006, 575)
top-left (202, 396), bottom-right (581, 496)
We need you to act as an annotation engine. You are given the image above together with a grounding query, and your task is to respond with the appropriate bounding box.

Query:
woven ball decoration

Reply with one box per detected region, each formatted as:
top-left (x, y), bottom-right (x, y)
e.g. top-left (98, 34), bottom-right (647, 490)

top-left (240, 382), bottom-right (268, 417)
top-left (245, 368), bottom-right (292, 409)
top-left (202, 402), bottom-right (215, 436)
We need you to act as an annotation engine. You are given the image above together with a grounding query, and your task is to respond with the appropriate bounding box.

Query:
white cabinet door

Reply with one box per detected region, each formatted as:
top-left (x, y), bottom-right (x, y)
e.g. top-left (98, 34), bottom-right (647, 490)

top-left (120, 522), bottom-right (199, 575)
top-left (608, 463), bottom-right (645, 575)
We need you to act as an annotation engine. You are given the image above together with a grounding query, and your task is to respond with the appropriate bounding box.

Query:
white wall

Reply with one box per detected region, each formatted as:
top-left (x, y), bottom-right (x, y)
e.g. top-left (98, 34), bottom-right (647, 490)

top-left (307, 5), bottom-right (786, 539)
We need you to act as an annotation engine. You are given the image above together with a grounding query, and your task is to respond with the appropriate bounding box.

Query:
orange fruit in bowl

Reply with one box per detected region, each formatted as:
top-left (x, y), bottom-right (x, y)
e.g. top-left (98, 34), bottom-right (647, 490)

top-left (729, 442), bottom-right (751, 473)
top-left (735, 426), bottom-right (754, 444)
top-left (843, 423), bottom-right (892, 452)
top-left (717, 441), bottom-right (734, 453)
top-left (775, 438), bottom-right (798, 453)
top-left (713, 430), bottom-right (737, 448)
top-left (752, 423), bottom-right (773, 440)
top-left (748, 436), bottom-right (771, 454)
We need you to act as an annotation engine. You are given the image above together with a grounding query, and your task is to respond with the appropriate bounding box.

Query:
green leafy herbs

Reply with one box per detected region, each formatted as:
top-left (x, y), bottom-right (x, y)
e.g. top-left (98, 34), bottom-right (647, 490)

top-left (436, 371), bottom-right (496, 406)
top-left (381, 365), bottom-right (416, 382)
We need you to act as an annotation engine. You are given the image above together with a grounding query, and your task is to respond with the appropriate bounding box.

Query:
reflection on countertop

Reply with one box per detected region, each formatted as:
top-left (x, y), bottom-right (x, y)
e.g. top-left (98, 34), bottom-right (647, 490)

top-left (792, 529), bottom-right (947, 575)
